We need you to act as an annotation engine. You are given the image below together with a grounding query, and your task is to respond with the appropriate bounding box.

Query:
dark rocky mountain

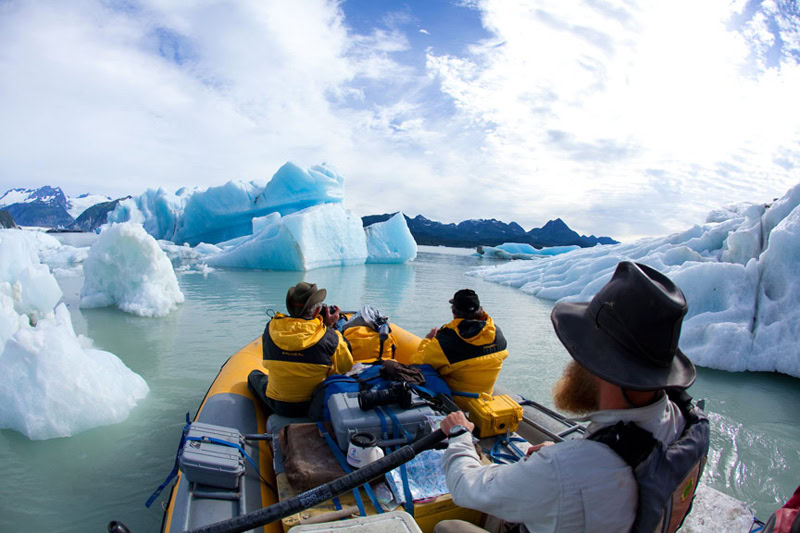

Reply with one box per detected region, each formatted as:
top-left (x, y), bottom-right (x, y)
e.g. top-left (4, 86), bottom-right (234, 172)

top-left (0, 210), bottom-right (18, 229)
top-left (71, 196), bottom-right (131, 232)
top-left (362, 213), bottom-right (618, 249)
top-left (0, 186), bottom-right (74, 228)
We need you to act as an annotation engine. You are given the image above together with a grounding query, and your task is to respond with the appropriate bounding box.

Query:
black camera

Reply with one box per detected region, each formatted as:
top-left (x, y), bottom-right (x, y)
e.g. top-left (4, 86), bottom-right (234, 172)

top-left (358, 382), bottom-right (413, 411)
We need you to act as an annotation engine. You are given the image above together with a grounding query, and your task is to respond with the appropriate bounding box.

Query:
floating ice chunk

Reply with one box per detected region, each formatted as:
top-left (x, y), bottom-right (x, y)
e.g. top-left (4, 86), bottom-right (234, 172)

top-left (365, 212), bottom-right (417, 264)
top-left (0, 283), bottom-right (24, 346)
top-left (108, 162), bottom-right (345, 246)
top-left (207, 203), bottom-right (367, 271)
top-left (0, 304), bottom-right (149, 440)
top-left (257, 162), bottom-right (345, 214)
top-left (752, 205), bottom-right (800, 377)
top-left (15, 263), bottom-right (63, 319)
top-left (80, 223), bottom-right (184, 317)
top-left (0, 230), bottom-right (63, 322)
top-left (476, 243), bottom-right (580, 260)
top-left (470, 182), bottom-right (800, 377)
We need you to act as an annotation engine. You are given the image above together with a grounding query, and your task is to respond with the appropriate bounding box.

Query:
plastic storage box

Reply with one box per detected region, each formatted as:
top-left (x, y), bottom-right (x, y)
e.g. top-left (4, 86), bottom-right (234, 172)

top-left (464, 393), bottom-right (523, 438)
top-left (178, 422), bottom-right (246, 489)
top-left (328, 392), bottom-right (435, 451)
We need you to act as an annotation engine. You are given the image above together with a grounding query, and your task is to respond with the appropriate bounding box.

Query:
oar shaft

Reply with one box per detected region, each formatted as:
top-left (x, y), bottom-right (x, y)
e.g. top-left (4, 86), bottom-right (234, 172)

top-left (188, 429), bottom-right (449, 533)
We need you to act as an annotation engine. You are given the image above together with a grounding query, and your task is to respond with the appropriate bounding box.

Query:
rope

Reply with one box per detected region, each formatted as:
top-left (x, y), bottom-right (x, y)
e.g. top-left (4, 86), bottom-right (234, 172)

top-left (145, 412), bottom-right (192, 508)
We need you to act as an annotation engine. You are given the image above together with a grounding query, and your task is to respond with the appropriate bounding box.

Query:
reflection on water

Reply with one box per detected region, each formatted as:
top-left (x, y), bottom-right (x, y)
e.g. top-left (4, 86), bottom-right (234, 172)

top-left (0, 247), bottom-right (798, 531)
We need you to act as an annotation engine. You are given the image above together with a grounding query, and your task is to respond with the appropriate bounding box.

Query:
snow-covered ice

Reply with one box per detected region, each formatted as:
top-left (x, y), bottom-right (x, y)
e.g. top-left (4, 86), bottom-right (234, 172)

top-left (0, 229), bottom-right (149, 440)
top-left (470, 183), bottom-right (800, 378)
top-left (477, 243), bottom-right (579, 259)
top-left (207, 203), bottom-right (368, 270)
top-left (365, 212), bottom-right (417, 264)
top-left (80, 223), bottom-right (184, 317)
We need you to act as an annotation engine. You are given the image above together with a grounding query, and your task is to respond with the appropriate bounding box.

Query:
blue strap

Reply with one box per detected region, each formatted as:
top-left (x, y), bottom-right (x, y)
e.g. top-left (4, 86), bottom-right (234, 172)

top-left (409, 384), bottom-right (436, 398)
top-left (375, 407), bottom-right (389, 440)
top-left (146, 412), bottom-right (192, 508)
top-left (316, 423), bottom-right (384, 515)
top-left (385, 407), bottom-right (414, 516)
top-left (451, 390), bottom-right (480, 398)
top-left (332, 497), bottom-right (343, 511)
top-left (486, 433), bottom-right (529, 464)
top-left (183, 435), bottom-right (274, 490)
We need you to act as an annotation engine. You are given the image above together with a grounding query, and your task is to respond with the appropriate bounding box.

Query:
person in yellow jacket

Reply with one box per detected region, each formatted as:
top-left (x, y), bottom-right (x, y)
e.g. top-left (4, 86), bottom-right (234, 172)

top-left (247, 282), bottom-right (353, 418)
top-left (412, 289), bottom-right (508, 409)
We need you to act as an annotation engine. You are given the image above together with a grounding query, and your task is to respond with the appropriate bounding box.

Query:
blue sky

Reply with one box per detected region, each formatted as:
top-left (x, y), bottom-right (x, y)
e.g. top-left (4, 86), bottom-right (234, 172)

top-left (1, 0), bottom-right (799, 241)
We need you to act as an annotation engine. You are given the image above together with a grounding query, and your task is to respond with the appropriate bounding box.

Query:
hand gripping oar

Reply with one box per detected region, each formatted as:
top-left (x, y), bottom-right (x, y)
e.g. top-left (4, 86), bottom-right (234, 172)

top-left (187, 426), bottom-right (463, 533)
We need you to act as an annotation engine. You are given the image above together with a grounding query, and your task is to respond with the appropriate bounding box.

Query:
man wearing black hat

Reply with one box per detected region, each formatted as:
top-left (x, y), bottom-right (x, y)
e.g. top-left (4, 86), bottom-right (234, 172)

top-left (247, 282), bottom-right (353, 418)
top-left (412, 289), bottom-right (508, 409)
top-left (437, 262), bottom-right (709, 532)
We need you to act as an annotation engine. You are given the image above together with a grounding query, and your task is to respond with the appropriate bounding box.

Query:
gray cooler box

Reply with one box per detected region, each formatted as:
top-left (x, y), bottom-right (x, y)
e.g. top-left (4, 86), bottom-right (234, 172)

top-left (328, 392), bottom-right (436, 451)
top-left (178, 422), bottom-right (246, 489)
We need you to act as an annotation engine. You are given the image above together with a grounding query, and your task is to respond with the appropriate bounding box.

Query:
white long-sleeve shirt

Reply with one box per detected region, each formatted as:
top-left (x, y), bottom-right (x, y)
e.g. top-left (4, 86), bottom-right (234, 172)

top-left (441, 394), bottom-right (686, 532)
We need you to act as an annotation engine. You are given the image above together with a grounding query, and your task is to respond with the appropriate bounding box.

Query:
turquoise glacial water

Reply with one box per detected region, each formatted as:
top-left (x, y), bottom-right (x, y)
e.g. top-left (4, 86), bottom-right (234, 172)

top-left (0, 245), bottom-right (798, 531)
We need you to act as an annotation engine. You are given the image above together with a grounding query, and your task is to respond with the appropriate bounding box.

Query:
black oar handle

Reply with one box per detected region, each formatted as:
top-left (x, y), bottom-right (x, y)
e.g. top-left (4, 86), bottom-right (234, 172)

top-left (187, 428), bottom-right (453, 533)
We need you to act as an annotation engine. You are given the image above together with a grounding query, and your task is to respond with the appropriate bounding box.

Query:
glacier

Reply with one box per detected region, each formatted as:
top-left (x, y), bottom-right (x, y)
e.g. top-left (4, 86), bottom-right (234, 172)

top-left (470, 183), bottom-right (800, 378)
top-left (0, 229), bottom-right (149, 440)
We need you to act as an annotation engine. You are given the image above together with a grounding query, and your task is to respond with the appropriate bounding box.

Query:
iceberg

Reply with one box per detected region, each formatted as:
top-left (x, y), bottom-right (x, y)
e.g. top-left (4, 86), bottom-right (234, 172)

top-left (107, 161), bottom-right (417, 270)
top-left (207, 204), bottom-right (368, 271)
top-left (477, 243), bottom-right (580, 259)
top-left (109, 162), bottom-right (345, 246)
top-left (365, 212), bottom-right (417, 264)
top-left (0, 304), bottom-right (149, 440)
top-left (470, 183), bottom-right (800, 378)
top-left (0, 229), bottom-right (149, 440)
top-left (80, 222), bottom-right (185, 317)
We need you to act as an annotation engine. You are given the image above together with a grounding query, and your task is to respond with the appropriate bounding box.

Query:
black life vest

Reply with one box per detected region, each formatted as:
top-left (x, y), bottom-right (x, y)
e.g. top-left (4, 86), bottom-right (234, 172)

top-left (436, 320), bottom-right (507, 364)
top-left (588, 389), bottom-right (710, 533)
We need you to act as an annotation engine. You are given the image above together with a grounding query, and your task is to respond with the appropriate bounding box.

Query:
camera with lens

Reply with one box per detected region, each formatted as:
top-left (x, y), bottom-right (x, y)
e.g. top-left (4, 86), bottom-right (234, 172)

top-left (358, 382), bottom-right (413, 411)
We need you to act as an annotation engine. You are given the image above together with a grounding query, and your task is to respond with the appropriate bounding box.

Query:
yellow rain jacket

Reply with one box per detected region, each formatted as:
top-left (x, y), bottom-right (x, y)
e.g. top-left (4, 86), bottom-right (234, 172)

top-left (412, 314), bottom-right (508, 409)
top-left (342, 325), bottom-right (399, 362)
top-left (262, 313), bottom-right (354, 403)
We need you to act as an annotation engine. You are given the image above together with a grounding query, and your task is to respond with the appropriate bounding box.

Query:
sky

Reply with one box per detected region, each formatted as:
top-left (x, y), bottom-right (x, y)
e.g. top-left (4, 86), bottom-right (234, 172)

top-left (1, 0), bottom-right (799, 241)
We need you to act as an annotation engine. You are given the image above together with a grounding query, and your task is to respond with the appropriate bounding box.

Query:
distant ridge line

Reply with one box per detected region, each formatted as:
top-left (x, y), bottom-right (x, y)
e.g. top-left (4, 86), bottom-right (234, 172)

top-left (362, 212), bottom-right (618, 249)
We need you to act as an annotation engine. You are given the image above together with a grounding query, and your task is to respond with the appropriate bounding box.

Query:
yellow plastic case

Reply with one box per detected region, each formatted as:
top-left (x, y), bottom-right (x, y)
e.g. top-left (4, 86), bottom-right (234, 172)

top-left (464, 393), bottom-right (523, 438)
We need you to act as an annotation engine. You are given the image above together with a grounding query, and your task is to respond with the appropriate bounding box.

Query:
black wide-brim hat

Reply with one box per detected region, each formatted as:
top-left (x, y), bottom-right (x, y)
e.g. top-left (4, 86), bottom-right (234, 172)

top-left (551, 261), bottom-right (696, 390)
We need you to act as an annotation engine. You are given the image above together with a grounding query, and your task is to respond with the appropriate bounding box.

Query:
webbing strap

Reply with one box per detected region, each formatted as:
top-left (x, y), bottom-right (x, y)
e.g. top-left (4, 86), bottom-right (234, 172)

top-left (315, 423), bottom-right (384, 515)
top-left (386, 407), bottom-right (414, 516)
top-left (487, 432), bottom-right (528, 465)
top-left (182, 436), bottom-right (275, 494)
top-left (409, 384), bottom-right (436, 398)
top-left (145, 412), bottom-right (191, 508)
top-left (375, 407), bottom-right (389, 440)
top-left (451, 390), bottom-right (480, 398)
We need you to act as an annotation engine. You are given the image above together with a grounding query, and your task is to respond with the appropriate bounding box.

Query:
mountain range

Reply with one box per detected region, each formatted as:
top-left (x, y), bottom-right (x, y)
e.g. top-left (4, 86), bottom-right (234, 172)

top-left (362, 213), bottom-right (618, 248)
top-left (0, 186), bottom-right (618, 248)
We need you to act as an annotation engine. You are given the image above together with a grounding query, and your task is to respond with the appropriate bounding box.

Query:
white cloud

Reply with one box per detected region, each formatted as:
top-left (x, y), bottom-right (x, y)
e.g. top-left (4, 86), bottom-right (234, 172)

top-left (425, 0), bottom-right (800, 239)
top-left (1, 0), bottom-right (798, 242)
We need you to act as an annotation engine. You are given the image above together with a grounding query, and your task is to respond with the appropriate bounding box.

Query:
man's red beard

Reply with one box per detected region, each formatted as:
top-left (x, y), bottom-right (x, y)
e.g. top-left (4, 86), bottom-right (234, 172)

top-left (552, 360), bottom-right (599, 415)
